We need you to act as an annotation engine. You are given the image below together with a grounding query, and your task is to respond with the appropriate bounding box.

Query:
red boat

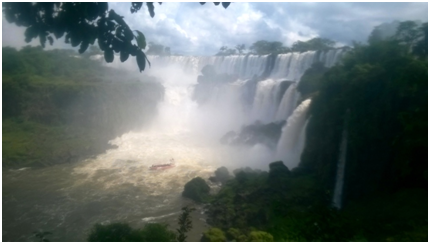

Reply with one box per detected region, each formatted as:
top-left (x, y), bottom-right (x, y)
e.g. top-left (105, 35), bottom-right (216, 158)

top-left (150, 159), bottom-right (176, 170)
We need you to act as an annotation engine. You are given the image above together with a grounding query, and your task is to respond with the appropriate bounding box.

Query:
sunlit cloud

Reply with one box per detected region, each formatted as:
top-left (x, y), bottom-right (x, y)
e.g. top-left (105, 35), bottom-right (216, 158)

top-left (2, 2), bottom-right (428, 55)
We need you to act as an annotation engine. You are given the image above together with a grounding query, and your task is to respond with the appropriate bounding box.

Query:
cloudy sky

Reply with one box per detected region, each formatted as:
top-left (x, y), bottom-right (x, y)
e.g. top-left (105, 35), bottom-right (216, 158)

top-left (2, 2), bottom-right (428, 56)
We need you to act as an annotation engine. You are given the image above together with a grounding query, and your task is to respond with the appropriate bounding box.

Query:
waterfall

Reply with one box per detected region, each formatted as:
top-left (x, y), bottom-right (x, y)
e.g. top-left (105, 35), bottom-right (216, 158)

top-left (275, 99), bottom-right (311, 169)
top-left (148, 49), bottom-right (344, 81)
top-left (318, 48), bottom-right (345, 68)
top-left (250, 79), bottom-right (279, 123)
top-left (296, 118), bottom-right (310, 162)
top-left (204, 79), bottom-right (248, 130)
top-left (270, 53), bottom-right (294, 79)
top-left (143, 50), bottom-right (344, 156)
top-left (275, 83), bottom-right (298, 121)
top-left (269, 51), bottom-right (317, 81)
top-left (333, 113), bottom-right (349, 209)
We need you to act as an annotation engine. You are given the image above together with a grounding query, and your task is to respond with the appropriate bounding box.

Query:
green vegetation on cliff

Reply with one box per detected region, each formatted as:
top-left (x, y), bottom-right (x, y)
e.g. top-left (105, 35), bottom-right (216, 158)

top-left (2, 46), bottom-right (164, 168)
top-left (207, 161), bottom-right (427, 241)
top-left (297, 61), bottom-right (329, 98)
top-left (206, 162), bottom-right (344, 241)
top-left (182, 177), bottom-right (211, 203)
top-left (300, 25), bottom-right (428, 201)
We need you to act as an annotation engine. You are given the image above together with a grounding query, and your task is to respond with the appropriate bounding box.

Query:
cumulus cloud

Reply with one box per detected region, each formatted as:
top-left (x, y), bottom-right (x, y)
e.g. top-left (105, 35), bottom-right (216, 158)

top-left (2, 2), bottom-right (428, 55)
top-left (255, 2), bottom-right (428, 46)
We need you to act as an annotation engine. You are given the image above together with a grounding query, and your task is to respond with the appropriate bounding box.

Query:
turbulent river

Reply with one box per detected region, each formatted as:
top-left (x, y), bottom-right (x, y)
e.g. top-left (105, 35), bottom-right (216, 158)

top-left (3, 126), bottom-right (227, 241)
top-left (2, 79), bottom-right (222, 241)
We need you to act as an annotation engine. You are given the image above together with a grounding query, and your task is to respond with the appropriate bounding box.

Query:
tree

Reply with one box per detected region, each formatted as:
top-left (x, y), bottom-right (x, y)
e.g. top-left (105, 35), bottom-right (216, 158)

top-left (146, 42), bottom-right (171, 56)
top-left (216, 45), bottom-right (237, 56)
top-left (201, 228), bottom-right (227, 242)
top-left (140, 223), bottom-right (176, 242)
top-left (176, 206), bottom-right (196, 242)
top-left (368, 28), bottom-right (384, 44)
top-left (412, 22), bottom-right (428, 58)
top-left (395, 21), bottom-right (419, 48)
top-left (235, 44), bottom-right (246, 55)
top-left (182, 177), bottom-right (210, 202)
top-left (249, 40), bottom-right (290, 55)
top-left (248, 231), bottom-right (274, 241)
top-left (368, 21), bottom-right (428, 59)
top-left (367, 21), bottom-right (400, 44)
top-left (87, 223), bottom-right (141, 242)
top-left (87, 222), bottom-right (176, 242)
top-left (2, 2), bottom-right (231, 72)
top-left (291, 37), bottom-right (335, 52)
top-left (394, 21), bottom-right (428, 58)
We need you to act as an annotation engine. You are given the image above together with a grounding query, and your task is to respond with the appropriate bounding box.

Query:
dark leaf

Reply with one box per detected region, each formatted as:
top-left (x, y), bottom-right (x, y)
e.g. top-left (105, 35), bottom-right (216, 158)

top-left (134, 30), bottom-right (146, 49)
top-left (79, 41), bottom-right (89, 54)
top-left (115, 26), bottom-right (123, 37)
top-left (47, 36), bottom-right (54, 45)
top-left (98, 2), bottom-right (108, 15)
top-left (98, 37), bottom-right (107, 51)
top-left (24, 26), bottom-right (39, 40)
top-left (4, 11), bottom-right (15, 22)
top-left (146, 2), bottom-right (155, 18)
top-left (128, 45), bottom-right (138, 56)
top-left (53, 27), bottom-right (64, 39)
top-left (222, 2), bottom-right (230, 9)
top-left (120, 50), bottom-right (129, 62)
top-left (124, 27), bottom-right (134, 41)
top-left (136, 50), bottom-right (146, 72)
top-left (106, 20), bottom-right (115, 30)
top-left (214, 2), bottom-right (220, 6)
top-left (130, 2), bottom-right (143, 13)
top-left (104, 49), bottom-right (114, 63)
top-left (70, 33), bottom-right (81, 47)
top-left (112, 38), bottom-right (122, 52)
top-left (88, 31), bottom-right (97, 45)
top-left (144, 53), bottom-right (151, 68)
top-left (108, 10), bottom-right (127, 26)
top-left (40, 35), bottom-right (46, 48)
top-left (200, 2), bottom-right (206, 5)
top-left (86, 3), bottom-right (99, 20)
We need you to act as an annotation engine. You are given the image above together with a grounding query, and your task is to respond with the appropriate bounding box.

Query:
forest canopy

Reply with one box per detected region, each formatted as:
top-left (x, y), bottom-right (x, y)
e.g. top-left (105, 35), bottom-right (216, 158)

top-left (215, 37), bottom-right (343, 56)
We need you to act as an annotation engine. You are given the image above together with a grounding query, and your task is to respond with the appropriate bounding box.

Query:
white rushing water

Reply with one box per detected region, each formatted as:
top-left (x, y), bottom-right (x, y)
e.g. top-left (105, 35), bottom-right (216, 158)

top-left (275, 99), bottom-right (312, 169)
top-left (333, 119), bottom-right (349, 209)
top-left (250, 79), bottom-right (280, 123)
top-left (275, 83), bottom-right (299, 121)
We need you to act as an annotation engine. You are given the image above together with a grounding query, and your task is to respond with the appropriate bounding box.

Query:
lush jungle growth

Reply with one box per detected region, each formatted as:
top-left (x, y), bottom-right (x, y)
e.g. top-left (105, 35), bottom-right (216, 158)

top-left (2, 46), bottom-right (164, 168)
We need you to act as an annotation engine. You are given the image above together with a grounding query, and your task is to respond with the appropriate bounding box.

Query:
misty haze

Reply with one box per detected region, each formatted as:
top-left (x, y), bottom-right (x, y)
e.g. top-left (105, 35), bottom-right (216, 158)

top-left (2, 2), bottom-right (428, 242)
